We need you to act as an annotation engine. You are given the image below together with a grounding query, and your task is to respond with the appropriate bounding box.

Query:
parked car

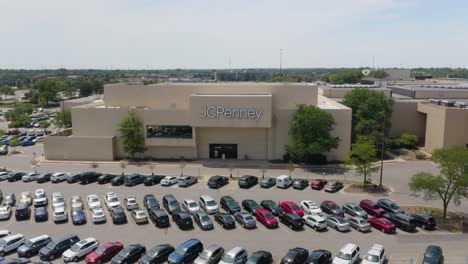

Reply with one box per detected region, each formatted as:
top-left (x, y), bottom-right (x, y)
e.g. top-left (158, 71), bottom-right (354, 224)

top-left (377, 199), bottom-right (405, 214)
top-left (293, 179), bottom-right (308, 190)
top-left (199, 195), bottom-right (218, 214)
top-left (144, 175), bottom-right (164, 186)
top-left (105, 192), bottom-right (121, 209)
top-left (342, 203), bottom-right (368, 218)
top-left (67, 173), bottom-right (81, 184)
top-left (362, 244), bottom-right (386, 264)
top-left (131, 209), bottom-right (148, 224)
top-left (193, 211), bottom-right (213, 230)
top-left (0, 206), bottom-right (11, 220)
top-left (161, 176), bottom-right (179, 187)
top-left (15, 203), bottom-right (30, 220)
top-left (242, 199), bottom-right (261, 215)
top-left (87, 194), bottom-right (101, 210)
top-left (19, 192), bottom-right (32, 206)
top-left (422, 245), bottom-right (443, 264)
top-left (21, 140), bottom-right (35, 147)
top-left (323, 181), bottom-right (343, 192)
top-left (207, 176), bottom-right (229, 189)
top-left (53, 206), bottom-right (68, 223)
top-left (38, 234), bottom-right (80, 261)
top-left (325, 216), bottom-right (349, 232)
top-left (0, 172), bottom-right (9, 181)
top-left (220, 196), bottom-right (241, 215)
top-left (17, 235), bottom-right (51, 258)
top-left (255, 208), bottom-right (278, 228)
top-left (149, 209), bottom-right (170, 228)
top-left (260, 177), bottom-right (276, 188)
top-left (367, 217), bottom-right (396, 233)
top-left (97, 174), bottom-right (116, 184)
top-left (71, 208), bottom-right (87, 225)
top-left (86, 242), bottom-right (124, 264)
top-left (384, 213), bottom-right (417, 232)
top-left (36, 173), bottom-right (52, 183)
top-left (333, 243), bottom-right (360, 264)
top-left (306, 249), bottom-right (332, 264)
top-left (70, 196), bottom-right (83, 210)
top-left (310, 179), bottom-right (327, 190)
top-left (276, 175), bottom-right (293, 189)
top-left (320, 201), bottom-right (344, 217)
top-left (178, 176), bottom-right (197, 187)
top-left (300, 200), bottom-right (322, 215)
top-left (162, 194), bottom-right (181, 215)
top-left (124, 197), bottom-right (139, 211)
top-left (22, 173), bottom-right (39, 182)
top-left (50, 172), bottom-right (69, 183)
top-left (8, 172), bottom-right (25, 182)
top-left (33, 189), bottom-right (48, 207)
top-left (168, 239), bottom-right (203, 264)
top-left (280, 201), bottom-right (304, 217)
top-left (281, 247), bottom-right (308, 264)
top-left (144, 194), bottom-right (160, 210)
top-left (182, 199), bottom-right (200, 214)
top-left (0, 234), bottom-right (26, 257)
top-left (172, 212), bottom-right (193, 230)
top-left (140, 244), bottom-right (174, 264)
top-left (62, 237), bottom-right (99, 262)
top-left (0, 145), bottom-right (7, 155)
top-left (238, 175), bottom-right (258, 188)
top-left (34, 207), bottom-right (48, 222)
top-left (302, 214), bottom-right (327, 231)
top-left (348, 216), bottom-right (371, 232)
top-left (110, 207), bottom-right (127, 224)
top-left (234, 211), bottom-right (256, 229)
top-left (78, 172), bottom-right (102, 184)
top-left (124, 174), bottom-right (146, 186)
top-left (51, 192), bottom-right (65, 208)
top-left (260, 200), bottom-right (283, 216)
top-left (409, 213), bottom-right (436, 230)
top-left (194, 244), bottom-right (223, 264)
top-left (359, 200), bottom-right (385, 217)
top-left (111, 176), bottom-right (125, 186)
top-left (279, 213), bottom-right (304, 230)
top-left (0, 231), bottom-right (10, 239)
top-left (246, 250), bottom-right (272, 264)
top-left (4, 193), bottom-right (15, 207)
top-left (91, 208), bottom-right (106, 224)
top-left (111, 244), bottom-right (146, 264)
top-left (219, 247), bottom-right (248, 264)
top-left (214, 213), bottom-right (236, 229)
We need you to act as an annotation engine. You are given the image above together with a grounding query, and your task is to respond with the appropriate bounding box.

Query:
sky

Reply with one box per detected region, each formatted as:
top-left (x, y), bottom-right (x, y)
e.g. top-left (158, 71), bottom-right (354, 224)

top-left (0, 0), bottom-right (467, 69)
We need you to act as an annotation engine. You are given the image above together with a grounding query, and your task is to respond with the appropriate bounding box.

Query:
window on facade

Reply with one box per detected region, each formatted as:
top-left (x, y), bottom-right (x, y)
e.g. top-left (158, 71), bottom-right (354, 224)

top-left (147, 125), bottom-right (193, 139)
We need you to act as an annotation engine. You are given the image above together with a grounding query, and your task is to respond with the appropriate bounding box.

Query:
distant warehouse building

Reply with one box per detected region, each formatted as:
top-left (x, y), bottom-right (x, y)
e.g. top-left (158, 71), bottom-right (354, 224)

top-left (44, 83), bottom-right (351, 162)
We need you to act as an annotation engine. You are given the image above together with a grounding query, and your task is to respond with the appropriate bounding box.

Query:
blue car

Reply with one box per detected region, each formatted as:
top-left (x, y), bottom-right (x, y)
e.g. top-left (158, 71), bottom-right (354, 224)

top-left (168, 239), bottom-right (203, 264)
top-left (71, 208), bottom-right (87, 225)
top-left (21, 140), bottom-right (35, 147)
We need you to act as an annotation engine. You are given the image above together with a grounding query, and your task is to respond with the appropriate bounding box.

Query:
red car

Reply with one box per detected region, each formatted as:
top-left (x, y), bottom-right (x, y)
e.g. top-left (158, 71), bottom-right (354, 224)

top-left (86, 242), bottom-right (124, 264)
top-left (255, 208), bottom-right (278, 228)
top-left (280, 201), bottom-right (304, 217)
top-left (359, 199), bottom-right (385, 217)
top-left (368, 217), bottom-right (396, 233)
top-left (310, 179), bottom-right (327, 190)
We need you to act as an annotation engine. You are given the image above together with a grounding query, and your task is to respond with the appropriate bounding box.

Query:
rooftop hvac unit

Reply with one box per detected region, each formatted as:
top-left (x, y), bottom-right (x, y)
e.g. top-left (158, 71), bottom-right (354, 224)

top-left (457, 102), bottom-right (468, 108)
top-left (441, 100), bottom-right (455, 107)
top-left (430, 99), bottom-right (441, 105)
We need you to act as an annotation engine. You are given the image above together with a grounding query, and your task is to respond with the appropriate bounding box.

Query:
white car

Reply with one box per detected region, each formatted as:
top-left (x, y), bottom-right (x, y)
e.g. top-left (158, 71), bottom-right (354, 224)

top-left (199, 195), bottom-right (219, 214)
top-left (182, 199), bottom-right (200, 214)
top-left (53, 206), bottom-right (68, 222)
top-left (0, 230), bottom-right (10, 239)
top-left (303, 214), bottom-right (327, 230)
top-left (62, 237), bottom-right (99, 262)
top-left (33, 189), bottom-right (48, 207)
top-left (20, 192), bottom-right (32, 206)
top-left (22, 172), bottom-right (39, 182)
top-left (91, 207), bottom-right (106, 223)
top-left (131, 209), bottom-right (148, 224)
top-left (87, 194), bottom-right (101, 210)
top-left (333, 243), bottom-right (360, 264)
top-left (71, 196), bottom-right (83, 209)
top-left (0, 172), bottom-right (9, 181)
top-left (161, 176), bottom-right (178, 186)
top-left (52, 192), bottom-right (65, 208)
top-left (51, 172), bottom-right (69, 183)
top-left (0, 234), bottom-right (26, 256)
top-left (300, 200), bottom-right (322, 215)
top-left (124, 197), bottom-right (139, 211)
top-left (0, 206), bottom-right (12, 220)
top-left (362, 244), bottom-right (386, 264)
top-left (105, 193), bottom-right (121, 209)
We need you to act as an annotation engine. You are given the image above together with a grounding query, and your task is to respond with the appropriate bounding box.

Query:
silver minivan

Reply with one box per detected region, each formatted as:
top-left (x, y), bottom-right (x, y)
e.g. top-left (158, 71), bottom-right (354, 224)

top-left (194, 244), bottom-right (224, 264)
top-left (219, 247), bottom-right (248, 264)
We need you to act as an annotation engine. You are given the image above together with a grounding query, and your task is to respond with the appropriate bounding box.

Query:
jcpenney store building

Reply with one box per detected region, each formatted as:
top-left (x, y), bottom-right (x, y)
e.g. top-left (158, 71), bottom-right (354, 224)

top-left (44, 82), bottom-right (351, 161)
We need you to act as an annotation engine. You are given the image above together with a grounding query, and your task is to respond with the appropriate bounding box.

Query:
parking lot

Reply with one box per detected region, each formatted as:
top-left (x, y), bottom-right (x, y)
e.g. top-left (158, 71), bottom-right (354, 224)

top-left (0, 178), bottom-right (467, 263)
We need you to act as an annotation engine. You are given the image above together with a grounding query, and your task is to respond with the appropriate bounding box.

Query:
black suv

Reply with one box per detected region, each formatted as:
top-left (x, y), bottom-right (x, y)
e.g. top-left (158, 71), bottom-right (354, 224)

top-left (17, 235), bottom-right (52, 258)
top-left (15, 202), bottom-right (30, 220)
top-left (140, 244), bottom-right (175, 264)
top-left (144, 194), bottom-right (160, 210)
top-left (97, 174), bottom-right (116, 184)
top-left (149, 209), bottom-right (170, 228)
top-left (39, 234), bottom-right (80, 261)
top-left (409, 213), bottom-right (436, 230)
top-left (124, 174), bottom-right (146, 186)
top-left (172, 212), bottom-right (193, 230)
top-left (8, 172), bottom-right (25, 182)
top-left (377, 199), bottom-right (405, 214)
top-left (110, 206), bottom-right (127, 224)
top-left (279, 213), bottom-right (304, 230)
top-left (242, 199), bottom-right (261, 215)
top-left (36, 173), bottom-right (52, 183)
top-left (385, 213), bottom-right (417, 232)
top-left (144, 175), bottom-right (165, 186)
top-left (78, 172), bottom-right (102, 184)
top-left (162, 194), bottom-right (181, 215)
top-left (112, 244), bottom-right (146, 264)
top-left (238, 175), bottom-right (258, 188)
top-left (220, 196), bottom-right (241, 214)
top-left (111, 176), bottom-right (125, 186)
top-left (281, 248), bottom-right (309, 264)
top-left (260, 200), bottom-right (283, 216)
top-left (207, 176), bottom-right (229, 189)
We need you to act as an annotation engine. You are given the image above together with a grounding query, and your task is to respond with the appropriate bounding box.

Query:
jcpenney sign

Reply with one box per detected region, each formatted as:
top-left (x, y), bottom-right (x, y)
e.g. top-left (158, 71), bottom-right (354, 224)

top-left (200, 106), bottom-right (263, 121)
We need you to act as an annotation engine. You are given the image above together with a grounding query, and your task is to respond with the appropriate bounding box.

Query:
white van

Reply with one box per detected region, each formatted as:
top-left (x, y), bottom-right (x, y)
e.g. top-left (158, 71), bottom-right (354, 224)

top-left (276, 175), bottom-right (293, 189)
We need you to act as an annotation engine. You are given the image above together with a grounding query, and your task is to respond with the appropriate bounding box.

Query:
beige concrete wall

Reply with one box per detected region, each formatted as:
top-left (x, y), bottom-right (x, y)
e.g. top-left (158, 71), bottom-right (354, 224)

top-left (418, 103), bottom-right (447, 153)
top-left (320, 88), bottom-right (391, 99)
top-left (414, 89), bottom-right (468, 99)
top-left (44, 136), bottom-right (115, 161)
top-left (146, 146), bottom-right (197, 160)
top-left (72, 107), bottom-right (130, 137)
top-left (390, 101), bottom-right (426, 139)
top-left (443, 108), bottom-right (468, 148)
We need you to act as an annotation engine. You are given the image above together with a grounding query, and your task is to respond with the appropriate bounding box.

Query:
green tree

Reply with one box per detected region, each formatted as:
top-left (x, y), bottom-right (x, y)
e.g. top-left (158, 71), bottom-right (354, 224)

top-left (367, 70), bottom-right (389, 79)
top-left (327, 71), bottom-right (363, 84)
top-left (400, 133), bottom-right (418, 149)
top-left (9, 136), bottom-right (20, 152)
top-left (0, 86), bottom-right (14, 100)
top-left (342, 89), bottom-right (394, 148)
top-left (346, 141), bottom-right (379, 187)
top-left (31, 79), bottom-right (63, 107)
top-left (54, 110), bottom-right (72, 128)
top-left (8, 115), bottom-right (31, 128)
top-left (287, 105), bottom-right (339, 163)
top-left (409, 146), bottom-right (468, 219)
top-left (119, 111), bottom-right (146, 160)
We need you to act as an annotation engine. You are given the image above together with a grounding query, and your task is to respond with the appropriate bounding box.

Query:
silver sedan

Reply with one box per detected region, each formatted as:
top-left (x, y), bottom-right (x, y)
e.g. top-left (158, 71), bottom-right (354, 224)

top-left (348, 216), bottom-right (371, 232)
top-left (131, 209), bottom-right (148, 224)
top-left (326, 216), bottom-right (350, 232)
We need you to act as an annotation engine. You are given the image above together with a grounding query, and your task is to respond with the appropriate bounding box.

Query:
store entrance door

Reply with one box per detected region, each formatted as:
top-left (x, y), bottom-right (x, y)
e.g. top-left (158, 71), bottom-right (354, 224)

top-left (209, 144), bottom-right (238, 159)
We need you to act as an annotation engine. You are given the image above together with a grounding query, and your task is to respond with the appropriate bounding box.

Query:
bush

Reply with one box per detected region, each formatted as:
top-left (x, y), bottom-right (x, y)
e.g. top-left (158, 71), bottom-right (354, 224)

top-left (400, 133), bottom-right (418, 149)
top-left (415, 150), bottom-right (427, 160)
top-left (388, 138), bottom-right (401, 150)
